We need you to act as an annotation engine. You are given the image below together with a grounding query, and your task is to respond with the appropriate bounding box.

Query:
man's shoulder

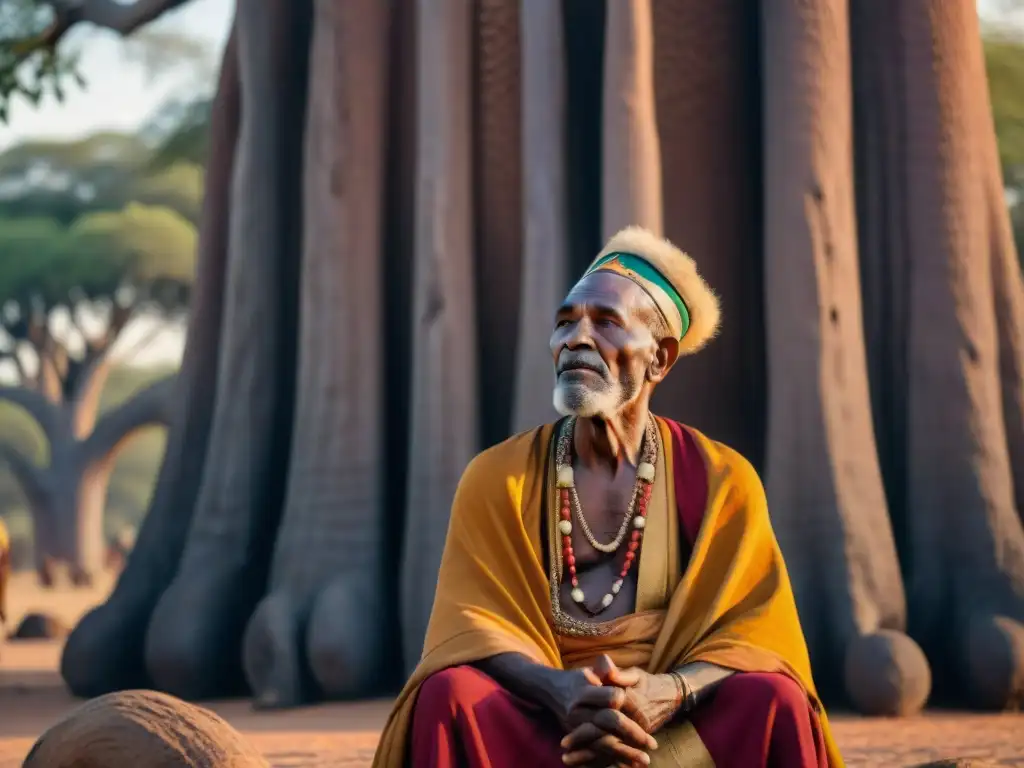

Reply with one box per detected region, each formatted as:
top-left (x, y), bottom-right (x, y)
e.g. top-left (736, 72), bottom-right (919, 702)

top-left (459, 422), bottom-right (556, 485)
top-left (653, 415), bottom-right (762, 490)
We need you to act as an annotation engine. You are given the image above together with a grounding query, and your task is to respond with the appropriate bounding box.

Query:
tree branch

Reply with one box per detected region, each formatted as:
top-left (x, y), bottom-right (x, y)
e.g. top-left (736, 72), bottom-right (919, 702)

top-left (65, 302), bottom-right (136, 403)
top-left (0, 442), bottom-right (49, 509)
top-left (39, 0), bottom-right (193, 49)
top-left (82, 374), bottom-right (177, 461)
top-left (0, 386), bottom-right (58, 437)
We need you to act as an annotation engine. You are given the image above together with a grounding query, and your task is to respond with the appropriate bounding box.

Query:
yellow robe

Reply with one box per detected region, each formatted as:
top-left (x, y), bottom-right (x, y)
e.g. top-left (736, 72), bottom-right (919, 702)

top-left (372, 419), bottom-right (843, 767)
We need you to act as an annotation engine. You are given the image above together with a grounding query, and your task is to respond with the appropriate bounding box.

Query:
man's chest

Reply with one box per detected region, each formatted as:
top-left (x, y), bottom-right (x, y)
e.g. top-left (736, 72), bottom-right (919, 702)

top-left (569, 470), bottom-right (640, 566)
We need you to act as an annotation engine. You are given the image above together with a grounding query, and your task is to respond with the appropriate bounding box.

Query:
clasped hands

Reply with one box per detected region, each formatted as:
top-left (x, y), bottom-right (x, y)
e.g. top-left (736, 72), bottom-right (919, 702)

top-left (554, 655), bottom-right (683, 768)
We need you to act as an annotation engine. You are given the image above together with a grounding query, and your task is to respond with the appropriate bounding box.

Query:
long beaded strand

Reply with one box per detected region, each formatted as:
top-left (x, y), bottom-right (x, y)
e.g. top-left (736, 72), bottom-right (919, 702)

top-left (554, 416), bottom-right (657, 616)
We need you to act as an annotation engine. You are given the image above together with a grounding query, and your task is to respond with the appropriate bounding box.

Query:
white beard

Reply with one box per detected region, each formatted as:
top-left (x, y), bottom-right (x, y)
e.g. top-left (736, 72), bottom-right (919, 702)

top-left (552, 378), bottom-right (622, 418)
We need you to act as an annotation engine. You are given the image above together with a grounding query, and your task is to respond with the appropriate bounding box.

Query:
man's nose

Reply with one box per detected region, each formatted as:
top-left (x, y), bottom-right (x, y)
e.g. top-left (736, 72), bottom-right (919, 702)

top-left (564, 320), bottom-right (596, 350)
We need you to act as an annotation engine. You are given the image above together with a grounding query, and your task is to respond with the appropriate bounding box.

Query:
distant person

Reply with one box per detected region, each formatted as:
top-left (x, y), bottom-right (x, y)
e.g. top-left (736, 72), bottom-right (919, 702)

top-left (0, 517), bottom-right (10, 628)
top-left (373, 227), bottom-right (842, 768)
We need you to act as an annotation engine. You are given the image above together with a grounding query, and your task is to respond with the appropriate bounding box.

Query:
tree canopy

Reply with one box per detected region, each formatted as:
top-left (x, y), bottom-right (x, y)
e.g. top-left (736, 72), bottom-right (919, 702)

top-left (0, 203), bottom-right (195, 309)
top-left (0, 203), bottom-right (194, 394)
top-left (0, 130), bottom-right (205, 226)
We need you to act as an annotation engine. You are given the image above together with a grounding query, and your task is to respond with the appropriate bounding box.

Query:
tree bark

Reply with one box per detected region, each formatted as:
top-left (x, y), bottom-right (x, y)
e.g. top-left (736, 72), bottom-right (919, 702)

top-left (511, 0), bottom-right (570, 434)
top-left (399, 0), bottom-right (479, 675)
top-left (0, 377), bottom-right (174, 587)
top-left (144, 0), bottom-right (311, 700)
top-left (761, 0), bottom-right (930, 715)
top-left (473, 0), bottom-right (524, 448)
top-left (649, 0), bottom-right (766, 464)
top-left (62, 22), bottom-right (242, 699)
top-left (881, 0), bottom-right (1024, 709)
top-left (241, 0), bottom-right (391, 708)
top-left (601, 0), bottom-right (662, 238)
top-left (0, 387), bottom-right (58, 437)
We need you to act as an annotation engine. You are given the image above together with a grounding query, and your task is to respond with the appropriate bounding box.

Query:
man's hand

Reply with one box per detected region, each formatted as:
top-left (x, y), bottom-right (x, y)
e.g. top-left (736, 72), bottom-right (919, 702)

top-left (471, 653), bottom-right (658, 766)
top-left (561, 655), bottom-right (683, 767)
top-left (549, 666), bottom-right (657, 767)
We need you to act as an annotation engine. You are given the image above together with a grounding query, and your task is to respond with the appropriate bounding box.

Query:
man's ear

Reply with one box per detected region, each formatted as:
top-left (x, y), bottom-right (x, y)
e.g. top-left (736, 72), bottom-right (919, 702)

top-left (649, 337), bottom-right (679, 383)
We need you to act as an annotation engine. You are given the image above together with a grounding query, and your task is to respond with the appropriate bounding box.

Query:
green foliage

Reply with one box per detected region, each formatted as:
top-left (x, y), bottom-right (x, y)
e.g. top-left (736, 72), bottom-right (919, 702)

top-left (0, 131), bottom-right (151, 177)
top-left (0, 364), bottom-right (173, 570)
top-left (0, 131), bottom-right (203, 226)
top-left (985, 35), bottom-right (1024, 187)
top-left (0, 203), bottom-right (196, 313)
top-left (0, 1), bottom-right (214, 126)
top-left (132, 162), bottom-right (204, 225)
top-left (0, 0), bottom-right (85, 123)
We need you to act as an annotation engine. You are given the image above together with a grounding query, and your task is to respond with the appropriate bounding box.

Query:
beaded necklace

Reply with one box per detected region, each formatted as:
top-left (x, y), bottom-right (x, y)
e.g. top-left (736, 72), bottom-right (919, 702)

top-left (549, 416), bottom-right (658, 634)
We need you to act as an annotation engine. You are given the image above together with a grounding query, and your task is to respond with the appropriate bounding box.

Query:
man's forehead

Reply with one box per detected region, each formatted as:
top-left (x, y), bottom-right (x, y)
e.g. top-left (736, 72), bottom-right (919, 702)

top-left (561, 271), bottom-right (650, 310)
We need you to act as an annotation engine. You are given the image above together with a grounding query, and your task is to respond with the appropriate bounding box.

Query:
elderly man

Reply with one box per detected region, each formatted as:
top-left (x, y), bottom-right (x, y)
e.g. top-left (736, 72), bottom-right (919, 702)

top-left (373, 227), bottom-right (842, 768)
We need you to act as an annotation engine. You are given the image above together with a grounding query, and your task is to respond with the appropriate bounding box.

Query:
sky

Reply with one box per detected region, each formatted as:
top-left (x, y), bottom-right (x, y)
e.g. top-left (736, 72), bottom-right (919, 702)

top-left (0, 0), bottom-right (233, 151)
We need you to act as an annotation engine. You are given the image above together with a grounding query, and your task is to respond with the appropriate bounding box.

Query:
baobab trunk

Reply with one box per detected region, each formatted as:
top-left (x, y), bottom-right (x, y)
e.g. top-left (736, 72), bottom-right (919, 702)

top-left (512, 0), bottom-right (571, 433)
top-left (399, 0), bottom-right (479, 676)
top-left (143, 0), bottom-right (311, 700)
top-left (601, 0), bottom-right (662, 239)
top-left (61, 24), bottom-right (241, 698)
top-left (761, 0), bottom-right (929, 715)
top-left (650, 0), bottom-right (765, 464)
top-left (473, 0), bottom-right (524, 447)
top-left (241, 0), bottom-right (391, 707)
top-left (877, 0), bottom-right (1024, 709)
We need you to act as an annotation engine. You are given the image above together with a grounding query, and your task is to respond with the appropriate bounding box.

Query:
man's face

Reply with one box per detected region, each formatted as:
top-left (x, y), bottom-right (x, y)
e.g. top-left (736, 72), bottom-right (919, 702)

top-left (549, 271), bottom-right (668, 419)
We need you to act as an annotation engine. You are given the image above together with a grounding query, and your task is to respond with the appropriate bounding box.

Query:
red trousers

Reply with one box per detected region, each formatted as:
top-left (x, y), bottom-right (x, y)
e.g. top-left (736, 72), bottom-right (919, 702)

top-left (409, 665), bottom-right (828, 767)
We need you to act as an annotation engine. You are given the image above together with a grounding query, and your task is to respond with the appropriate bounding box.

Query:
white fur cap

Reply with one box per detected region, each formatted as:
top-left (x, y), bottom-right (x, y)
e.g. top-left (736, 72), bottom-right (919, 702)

top-left (590, 226), bottom-right (721, 355)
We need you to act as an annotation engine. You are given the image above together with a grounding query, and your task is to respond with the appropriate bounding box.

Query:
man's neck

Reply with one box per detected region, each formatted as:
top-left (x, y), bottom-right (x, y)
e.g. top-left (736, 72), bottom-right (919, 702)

top-left (573, 401), bottom-right (650, 474)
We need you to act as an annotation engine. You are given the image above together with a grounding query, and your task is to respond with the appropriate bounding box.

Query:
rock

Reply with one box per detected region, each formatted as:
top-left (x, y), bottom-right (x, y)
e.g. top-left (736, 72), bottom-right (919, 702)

top-left (8, 612), bottom-right (69, 641)
top-left (843, 630), bottom-right (932, 716)
top-left (22, 689), bottom-right (268, 768)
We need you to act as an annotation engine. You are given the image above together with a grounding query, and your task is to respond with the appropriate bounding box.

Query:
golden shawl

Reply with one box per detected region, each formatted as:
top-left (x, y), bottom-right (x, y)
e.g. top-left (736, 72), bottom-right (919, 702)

top-left (372, 419), bottom-right (843, 767)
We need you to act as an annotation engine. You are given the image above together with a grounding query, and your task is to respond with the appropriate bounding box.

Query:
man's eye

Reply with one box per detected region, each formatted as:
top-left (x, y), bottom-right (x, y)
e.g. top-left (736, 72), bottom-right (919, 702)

top-left (555, 318), bottom-right (570, 327)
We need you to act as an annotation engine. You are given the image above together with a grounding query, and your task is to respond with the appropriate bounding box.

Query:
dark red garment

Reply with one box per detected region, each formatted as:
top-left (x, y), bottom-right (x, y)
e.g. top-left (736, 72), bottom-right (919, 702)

top-left (409, 665), bottom-right (828, 767)
top-left (690, 671), bottom-right (829, 768)
top-left (410, 665), bottom-right (563, 768)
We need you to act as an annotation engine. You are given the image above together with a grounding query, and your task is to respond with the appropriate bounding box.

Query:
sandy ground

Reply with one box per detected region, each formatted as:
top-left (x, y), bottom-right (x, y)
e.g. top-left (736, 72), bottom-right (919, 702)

top-left (2, 572), bottom-right (1023, 767)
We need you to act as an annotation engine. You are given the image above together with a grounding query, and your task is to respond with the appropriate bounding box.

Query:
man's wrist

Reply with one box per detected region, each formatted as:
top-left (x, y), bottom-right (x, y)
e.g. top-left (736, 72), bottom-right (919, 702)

top-left (474, 653), bottom-right (573, 715)
top-left (666, 670), bottom-right (696, 713)
top-left (669, 662), bottom-right (734, 712)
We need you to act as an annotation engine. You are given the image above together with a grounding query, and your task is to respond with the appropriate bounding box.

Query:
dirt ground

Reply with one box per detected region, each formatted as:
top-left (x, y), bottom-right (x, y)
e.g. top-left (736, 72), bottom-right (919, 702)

top-left (2, 573), bottom-right (1023, 767)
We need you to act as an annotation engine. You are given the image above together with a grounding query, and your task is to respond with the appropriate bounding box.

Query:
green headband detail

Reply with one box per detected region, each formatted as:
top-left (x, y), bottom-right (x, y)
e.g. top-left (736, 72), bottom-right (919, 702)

top-left (587, 252), bottom-right (691, 339)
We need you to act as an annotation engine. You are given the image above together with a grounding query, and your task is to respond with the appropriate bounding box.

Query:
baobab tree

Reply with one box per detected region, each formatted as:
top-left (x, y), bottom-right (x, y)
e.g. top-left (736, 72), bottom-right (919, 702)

top-left (8, 0), bottom-right (1022, 717)
top-left (0, 204), bottom-right (189, 584)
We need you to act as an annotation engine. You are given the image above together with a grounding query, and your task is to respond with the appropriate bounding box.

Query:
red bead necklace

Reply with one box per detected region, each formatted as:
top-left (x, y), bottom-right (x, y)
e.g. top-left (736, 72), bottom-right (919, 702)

top-left (555, 416), bottom-right (658, 617)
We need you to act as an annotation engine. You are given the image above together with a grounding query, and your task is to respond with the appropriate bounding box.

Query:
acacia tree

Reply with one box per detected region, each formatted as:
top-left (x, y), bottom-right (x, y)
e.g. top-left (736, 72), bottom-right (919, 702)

top-left (0, 204), bottom-right (190, 585)
top-left (8, 0), bottom-right (1021, 718)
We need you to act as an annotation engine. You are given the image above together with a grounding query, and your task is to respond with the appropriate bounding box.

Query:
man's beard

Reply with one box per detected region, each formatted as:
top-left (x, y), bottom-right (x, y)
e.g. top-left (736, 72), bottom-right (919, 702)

top-left (553, 378), bottom-right (622, 418)
top-left (552, 349), bottom-right (637, 418)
